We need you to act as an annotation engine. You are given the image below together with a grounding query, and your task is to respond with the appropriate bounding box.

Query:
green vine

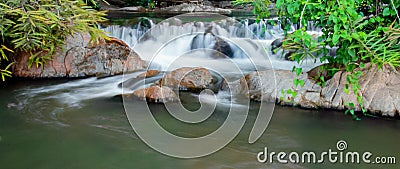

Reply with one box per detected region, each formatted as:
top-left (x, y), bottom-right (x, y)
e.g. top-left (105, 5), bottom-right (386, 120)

top-left (244, 0), bottom-right (400, 119)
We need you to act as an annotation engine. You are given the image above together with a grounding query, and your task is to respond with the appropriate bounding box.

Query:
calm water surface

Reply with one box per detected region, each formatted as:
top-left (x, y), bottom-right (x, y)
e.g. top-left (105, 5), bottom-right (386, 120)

top-left (0, 78), bottom-right (399, 169)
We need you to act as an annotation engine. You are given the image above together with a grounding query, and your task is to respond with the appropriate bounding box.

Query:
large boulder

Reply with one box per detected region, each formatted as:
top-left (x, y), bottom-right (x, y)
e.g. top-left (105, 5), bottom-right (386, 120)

top-left (133, 86), bottom-right (177, 103)
top-left (12, 34), bottom-right (145, 78)
top-left (223, 64), bottom-right (400, 117)
top-left (158, 67), bottom-right (213, 90)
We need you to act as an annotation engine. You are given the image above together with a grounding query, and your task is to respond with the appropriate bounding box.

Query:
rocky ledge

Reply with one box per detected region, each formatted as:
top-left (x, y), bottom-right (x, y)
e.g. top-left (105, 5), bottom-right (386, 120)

top-left (130, 64), bottom-right (399, 116)
top-left (12, 34), bottom-right (145, 78)
top-left (223, 64), bottom-right (400, 117)
top-left (156, 3), bottom-right (231, 14)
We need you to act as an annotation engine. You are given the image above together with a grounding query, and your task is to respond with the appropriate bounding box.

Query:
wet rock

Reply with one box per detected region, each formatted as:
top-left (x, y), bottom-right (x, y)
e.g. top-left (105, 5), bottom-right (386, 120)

top-left (271, 38), bottom-right (283, 51)
top-left (270, 38), bottom-right (295, 60)
top-left (203, 1), bottom-right (213, 6)
top-left (119, 6), bottom-right (146, 12)
top-left (219, 1), bottom-right (232, 8)
top-left (157, 3), bottom-right (231, 14)
top-left (270, 38), bottom-right (283, 53)
top-left (12, 34), bottom-right (145, 78)
top-left (213, 37), bottom-right (234, 58)
top-left (236, 70), bottom-right (320, 104)
top-left (137, 70), bottom-right (160, 78)
top-left (133, 86), bottom-right (177, 103)
top-left (191, 28), bottom-right (234, 58)
top-left (158, 67), bottom-right (213, 90)
top-left (283, 51), bottom-right (296, 61)
top-left (224, 63), bottom-right (400, 117)
top-left (191, 34), bottom-right (214, 49)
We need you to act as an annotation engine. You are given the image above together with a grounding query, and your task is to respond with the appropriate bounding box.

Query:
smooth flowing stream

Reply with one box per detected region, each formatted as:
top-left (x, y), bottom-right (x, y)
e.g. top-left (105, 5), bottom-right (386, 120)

top-left (1, 13), bottom-right (399, 169)
top-left (1, 78), bottom-right (400, 169)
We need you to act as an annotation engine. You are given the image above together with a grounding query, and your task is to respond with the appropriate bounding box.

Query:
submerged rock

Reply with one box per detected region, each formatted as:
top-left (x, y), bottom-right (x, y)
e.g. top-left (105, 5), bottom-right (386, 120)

top-left (133, 86), bottom-right (177, 103)
top-left (223, 64), bottom-right (400, 117)
top-left (12, 34), bottom-right (145, 78)
top-left (158, 67), bottom-right (213, 90)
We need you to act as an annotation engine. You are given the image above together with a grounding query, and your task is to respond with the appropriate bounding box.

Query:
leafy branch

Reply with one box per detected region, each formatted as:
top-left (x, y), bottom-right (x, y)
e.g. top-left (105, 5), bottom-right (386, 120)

top-left (0, 0), bottom-right (109, 82)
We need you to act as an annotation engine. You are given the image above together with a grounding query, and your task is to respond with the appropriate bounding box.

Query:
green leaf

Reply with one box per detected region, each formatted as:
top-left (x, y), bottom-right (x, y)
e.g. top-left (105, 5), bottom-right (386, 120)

top-left (350, 109), bottom-right (355, 115)
top-left (391, 9), bottom-right (396, 16)
top-left (351, 32), bottom-right (359, 39)
top-left (348, 49), bottom-right (355, 57)
top-left (383, 7), bottom-right (390, 16)
top-left (358, 62), bottom-right (365, 69)
top-left (294, 79), bottom-right (299, 87)
top-left (295, 67), bottom-right (302, 76)
top-left (332, 33), bottom-right (340, 45)
top-left (299, 80), bottom-right (305, 87)
top-left (368, 18), bottom-right (375, 23)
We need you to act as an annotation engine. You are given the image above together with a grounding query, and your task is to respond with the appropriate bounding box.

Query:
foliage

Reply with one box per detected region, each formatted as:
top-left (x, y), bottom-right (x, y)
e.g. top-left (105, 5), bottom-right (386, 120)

top-left (278, 0), bottom-right (399, 119)
top-left (84, 0), bottom-right (109, 9)
top-left (248, 0), bottom-right (399, 119)
top-left (124, 0), bottom-right (154, 8)
top-left (233, 0), bottom-right (271, 21)
top-left (0, 0), bottom-right (108, 83)
top-left (356, 23), bottom-right (400, 69)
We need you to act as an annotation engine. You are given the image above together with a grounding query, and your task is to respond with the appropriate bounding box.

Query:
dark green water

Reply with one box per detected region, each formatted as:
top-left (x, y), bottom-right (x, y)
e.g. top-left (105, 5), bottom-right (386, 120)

top-left (0, 78), bottom-right (399, 169)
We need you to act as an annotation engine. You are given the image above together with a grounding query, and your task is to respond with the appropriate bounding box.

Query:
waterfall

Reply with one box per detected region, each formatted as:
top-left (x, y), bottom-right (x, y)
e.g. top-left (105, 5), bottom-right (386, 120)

top-left (101, 16), bottom-right (325, 72)
top-left (13, 15), bottom-right (326, 111)
top-left (100, 17), bottom-right (154, 48)
top-left (101, 18), bottom-right (321, 47)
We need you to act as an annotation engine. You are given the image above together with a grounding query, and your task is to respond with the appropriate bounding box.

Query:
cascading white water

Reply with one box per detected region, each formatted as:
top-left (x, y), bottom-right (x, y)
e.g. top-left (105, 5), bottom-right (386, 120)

top-left (16, 72), bottom-right (144, 108)
top-left (15, 15), bottom-right (326, 112)
top-left (102, 16), bottom-right (325, 72)
top-left (99, 18), bottom-right (154, 48)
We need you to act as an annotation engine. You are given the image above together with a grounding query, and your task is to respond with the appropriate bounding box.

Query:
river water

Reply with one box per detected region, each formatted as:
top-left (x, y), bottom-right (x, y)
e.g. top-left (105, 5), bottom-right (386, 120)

top-left (0, 12), bottom-right (399, 169)
top-left (1, 78), bottom-right (400, 169)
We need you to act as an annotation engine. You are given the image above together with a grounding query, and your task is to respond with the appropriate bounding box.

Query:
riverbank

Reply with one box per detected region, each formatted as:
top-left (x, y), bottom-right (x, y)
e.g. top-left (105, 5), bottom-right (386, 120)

top-left (100, 2), bottom-right (239, 14)
top-left (9, 12), bottom-right (400, 119)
